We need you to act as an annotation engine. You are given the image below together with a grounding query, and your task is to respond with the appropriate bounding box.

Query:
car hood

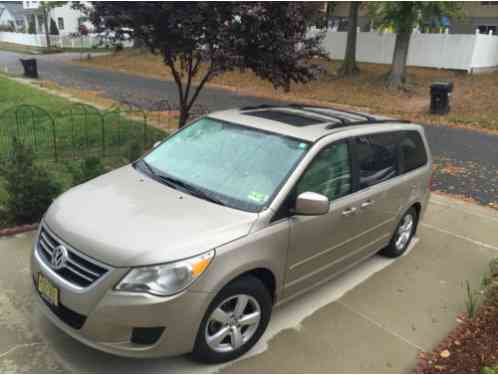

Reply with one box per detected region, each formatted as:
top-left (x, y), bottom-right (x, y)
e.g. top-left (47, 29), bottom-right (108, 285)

top-left (44, 165), bottom-right (258, 267)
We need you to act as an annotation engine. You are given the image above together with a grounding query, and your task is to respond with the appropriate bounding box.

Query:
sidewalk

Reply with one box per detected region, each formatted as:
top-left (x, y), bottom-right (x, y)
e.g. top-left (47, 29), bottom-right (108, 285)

top-left (0, 194), bottom-right (496, 372)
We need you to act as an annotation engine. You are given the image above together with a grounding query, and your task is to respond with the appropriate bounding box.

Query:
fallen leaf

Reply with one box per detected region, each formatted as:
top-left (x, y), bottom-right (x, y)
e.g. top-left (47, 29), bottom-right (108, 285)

top-left (440, 349), bottom-right (451, 358)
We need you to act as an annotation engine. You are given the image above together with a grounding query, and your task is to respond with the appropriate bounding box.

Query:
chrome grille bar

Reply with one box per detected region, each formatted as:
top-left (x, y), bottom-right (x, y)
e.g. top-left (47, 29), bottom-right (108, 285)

top-left (36, 225), bottom-right (109, 288)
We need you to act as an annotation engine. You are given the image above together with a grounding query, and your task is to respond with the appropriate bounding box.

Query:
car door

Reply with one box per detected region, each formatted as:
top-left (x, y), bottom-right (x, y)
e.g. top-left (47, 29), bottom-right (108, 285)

top-left (349, 132), bottom-right (407, 255)
top-left (284, 139), bottom-right (366, 298)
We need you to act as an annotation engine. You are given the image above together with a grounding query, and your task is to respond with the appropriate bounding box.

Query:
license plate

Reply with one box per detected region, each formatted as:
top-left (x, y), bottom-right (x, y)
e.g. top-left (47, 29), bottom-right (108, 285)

top-left (37, 273), bottom-right (59, 306)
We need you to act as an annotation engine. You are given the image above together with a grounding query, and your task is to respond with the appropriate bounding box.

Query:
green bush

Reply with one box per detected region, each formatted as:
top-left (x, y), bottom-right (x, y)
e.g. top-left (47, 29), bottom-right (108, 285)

top-left (482, 364), bottom-right (498, 374)
top-left (65, 156), bottom-right (107, 185)
top-left (0, 138), bottom-right (62, 225)
top-left (125, 141), bottom-right (144, 162)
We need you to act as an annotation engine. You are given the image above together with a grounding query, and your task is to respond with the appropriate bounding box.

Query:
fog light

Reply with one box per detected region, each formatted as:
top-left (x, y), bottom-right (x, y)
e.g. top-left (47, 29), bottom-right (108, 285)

top-left (130, 327), bottom-right (165, 345)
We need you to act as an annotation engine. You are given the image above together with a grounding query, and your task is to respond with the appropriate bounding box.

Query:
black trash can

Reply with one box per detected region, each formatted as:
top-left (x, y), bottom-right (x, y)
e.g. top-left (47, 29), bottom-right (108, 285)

top-left (20, 58), bottom-right (39, 79)
top-left (430, 81), bottom-right (453, 115)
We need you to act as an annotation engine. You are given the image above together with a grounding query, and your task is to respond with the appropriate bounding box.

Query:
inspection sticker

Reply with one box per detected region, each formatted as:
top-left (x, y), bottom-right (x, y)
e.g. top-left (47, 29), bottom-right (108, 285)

top-left (248, 191), bottom-right (268, 203)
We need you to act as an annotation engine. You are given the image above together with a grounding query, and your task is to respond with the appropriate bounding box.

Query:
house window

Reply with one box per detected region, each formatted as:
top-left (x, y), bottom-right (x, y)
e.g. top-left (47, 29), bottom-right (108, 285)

top-left (57, 17), bottom-right (64, 30)
top-left (478, 25), bottom-right (497, 34)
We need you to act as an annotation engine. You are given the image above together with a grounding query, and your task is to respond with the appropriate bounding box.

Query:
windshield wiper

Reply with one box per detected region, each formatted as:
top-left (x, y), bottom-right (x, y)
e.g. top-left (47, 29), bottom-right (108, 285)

top-left (135, 159), bottom-right (156, 176)
top-left (157, 174), bottom-right (227, 207)
top-left (136, 161), bottom-right (227, 207)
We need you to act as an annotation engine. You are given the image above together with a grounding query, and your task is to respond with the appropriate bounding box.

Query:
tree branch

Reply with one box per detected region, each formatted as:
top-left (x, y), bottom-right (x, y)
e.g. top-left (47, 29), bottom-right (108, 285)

top-left (183, 54), bottom-right (194, 106)
top-left (165, 53), bottom-right (185, 105)
top-left (186, 63), bottom-right (215, 112)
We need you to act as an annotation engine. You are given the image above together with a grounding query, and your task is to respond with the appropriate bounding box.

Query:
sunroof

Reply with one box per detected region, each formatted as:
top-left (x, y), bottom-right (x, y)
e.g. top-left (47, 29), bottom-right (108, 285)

top-left (244, 109), bottom-right (325, 127)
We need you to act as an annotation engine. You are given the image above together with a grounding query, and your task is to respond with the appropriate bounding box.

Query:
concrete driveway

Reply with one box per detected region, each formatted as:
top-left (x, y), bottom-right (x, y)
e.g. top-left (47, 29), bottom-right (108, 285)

top-left (0, 194), bottom-right (497, 372)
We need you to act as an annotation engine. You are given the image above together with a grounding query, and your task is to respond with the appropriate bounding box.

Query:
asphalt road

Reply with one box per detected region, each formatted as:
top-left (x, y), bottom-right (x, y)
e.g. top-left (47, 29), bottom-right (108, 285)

top-left (1, 50), bottom-right (497, 207)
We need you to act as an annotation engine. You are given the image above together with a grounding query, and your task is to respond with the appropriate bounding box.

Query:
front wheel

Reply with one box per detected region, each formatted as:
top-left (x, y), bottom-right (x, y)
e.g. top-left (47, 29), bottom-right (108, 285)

top-left (192, 275), bottom-right (272, 363)
top-left (380, 207), bottom-right (418, 258)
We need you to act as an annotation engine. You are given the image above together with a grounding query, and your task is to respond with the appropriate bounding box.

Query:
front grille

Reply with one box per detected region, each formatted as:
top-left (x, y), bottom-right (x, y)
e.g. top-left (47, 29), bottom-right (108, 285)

top-left (37, 226), bottom-right (109, 288)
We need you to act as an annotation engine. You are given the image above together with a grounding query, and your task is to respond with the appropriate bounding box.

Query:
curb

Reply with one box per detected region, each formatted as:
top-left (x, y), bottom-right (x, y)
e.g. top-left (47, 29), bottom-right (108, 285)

top-left (0, 223), bottom-right (38, 238)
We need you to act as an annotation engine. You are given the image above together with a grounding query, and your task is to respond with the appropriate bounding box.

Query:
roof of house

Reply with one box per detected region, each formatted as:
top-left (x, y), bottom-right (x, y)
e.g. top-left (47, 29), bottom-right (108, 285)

top-left (0, 1), bottom-right (37, 21)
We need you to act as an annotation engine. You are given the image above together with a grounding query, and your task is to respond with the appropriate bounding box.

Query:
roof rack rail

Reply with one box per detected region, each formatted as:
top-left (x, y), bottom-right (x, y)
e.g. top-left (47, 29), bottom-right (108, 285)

top-left (325, 118), bottom-right (411, 129)
top-left (238, 103), bottom-right (410, 128)
top-left (240, 104), bottom-right (278, 111)
top-left (288, 103), bottom-right (377, 122)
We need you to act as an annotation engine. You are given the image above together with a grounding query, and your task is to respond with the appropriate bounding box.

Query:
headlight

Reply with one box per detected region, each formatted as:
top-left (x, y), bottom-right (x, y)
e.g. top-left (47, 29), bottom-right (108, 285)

top-left (115, 250), bottom-right (215, 296)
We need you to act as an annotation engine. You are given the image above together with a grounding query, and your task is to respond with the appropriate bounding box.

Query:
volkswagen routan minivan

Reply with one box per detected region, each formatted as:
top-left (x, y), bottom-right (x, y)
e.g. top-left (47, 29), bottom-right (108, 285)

top-left (32, 104), bottom-right (432, 363)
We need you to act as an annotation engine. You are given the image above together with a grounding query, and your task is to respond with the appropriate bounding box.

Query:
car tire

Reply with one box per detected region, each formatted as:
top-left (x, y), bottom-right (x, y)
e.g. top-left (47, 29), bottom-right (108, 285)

top-left (380, 207), bottom-right (418, 258)
top-left (192, 275), bottom-right (272, 364)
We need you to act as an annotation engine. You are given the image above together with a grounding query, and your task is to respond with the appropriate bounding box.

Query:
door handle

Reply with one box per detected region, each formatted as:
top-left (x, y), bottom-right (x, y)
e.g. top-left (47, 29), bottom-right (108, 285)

top-left (360, 200), bottom-right (375, 209)
top-left (342, 207), bottom-right (357, 216)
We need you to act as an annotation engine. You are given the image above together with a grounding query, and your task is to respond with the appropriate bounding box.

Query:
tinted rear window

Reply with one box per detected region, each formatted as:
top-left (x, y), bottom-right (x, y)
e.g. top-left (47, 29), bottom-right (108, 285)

top-left (399, 131), bottom-right (428, 172)
top-left (355, 133), bottom-right (399, 189)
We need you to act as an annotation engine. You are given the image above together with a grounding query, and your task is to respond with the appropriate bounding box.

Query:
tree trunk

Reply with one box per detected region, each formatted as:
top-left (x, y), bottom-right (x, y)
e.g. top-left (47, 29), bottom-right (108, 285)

top-left (178, 106), bottom-right (189, 128)
top-left (42, 8), bottom-right (51, 49)
top-left (338, 2), bottom-right (360, 77)
top-left (386, 30), bottom-right (411, 89)
top-left (325, 2), bottom-right (335, 28)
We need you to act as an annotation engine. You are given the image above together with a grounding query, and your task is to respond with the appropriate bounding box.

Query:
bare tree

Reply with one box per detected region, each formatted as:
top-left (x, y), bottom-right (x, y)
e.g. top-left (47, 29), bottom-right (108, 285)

top-left (338, 2), bottom-right (361, 77)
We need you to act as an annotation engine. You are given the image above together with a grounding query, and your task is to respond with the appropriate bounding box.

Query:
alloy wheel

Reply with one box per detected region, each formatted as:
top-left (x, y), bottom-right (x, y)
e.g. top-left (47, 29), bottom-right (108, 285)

top-left (395, 213), bottom-right (414, 251)
top-left (205, 294), bottom-right (261, 353)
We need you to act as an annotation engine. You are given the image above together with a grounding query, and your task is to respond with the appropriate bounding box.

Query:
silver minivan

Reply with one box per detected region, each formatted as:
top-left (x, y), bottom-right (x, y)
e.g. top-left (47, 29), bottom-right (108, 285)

top-left (31, 105), bottom-right (432, 363)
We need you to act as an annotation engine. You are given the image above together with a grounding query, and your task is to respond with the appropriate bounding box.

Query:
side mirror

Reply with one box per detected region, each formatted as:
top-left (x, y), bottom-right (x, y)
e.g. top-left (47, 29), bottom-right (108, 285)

top-left (153, 141), bottom-right (161, 149)
top-left (294, 192), bottom-right (329, 216)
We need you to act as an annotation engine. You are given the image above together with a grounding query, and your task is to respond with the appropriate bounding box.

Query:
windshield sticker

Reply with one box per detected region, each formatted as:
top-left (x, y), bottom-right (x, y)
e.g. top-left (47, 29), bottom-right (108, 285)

top-left (298, 142), bottom-right (308, 149)
top-left (248, 191), bottom-right (268, 204)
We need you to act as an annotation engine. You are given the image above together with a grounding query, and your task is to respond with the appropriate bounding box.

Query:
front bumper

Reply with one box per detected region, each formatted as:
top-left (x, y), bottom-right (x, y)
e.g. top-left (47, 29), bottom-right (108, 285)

top-left (31, 234), bottom-right (214, 358)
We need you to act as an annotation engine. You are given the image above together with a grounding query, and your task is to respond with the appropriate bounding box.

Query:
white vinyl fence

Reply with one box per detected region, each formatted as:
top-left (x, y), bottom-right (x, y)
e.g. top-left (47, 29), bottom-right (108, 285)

top-left (321, 30), bottom-right (498, 73)
top-left (0, 31), bottom-right (132, 49)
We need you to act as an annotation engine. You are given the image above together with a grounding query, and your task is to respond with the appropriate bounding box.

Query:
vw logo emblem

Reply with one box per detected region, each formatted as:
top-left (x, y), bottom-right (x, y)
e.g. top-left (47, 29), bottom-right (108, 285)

top-left (51, 245), bottom-right (68, 270)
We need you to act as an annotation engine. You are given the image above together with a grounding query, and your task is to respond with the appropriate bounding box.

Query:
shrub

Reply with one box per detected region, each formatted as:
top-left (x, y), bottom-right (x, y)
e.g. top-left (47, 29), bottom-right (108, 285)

top-left (0, 24), bottom-right (15, 32)
top-left (0, 138), bottom-right (62, 225)
top-left (482, 364), bottom-right (498, 374)
top-left (464, 280), bottom-right (480, 319)
top-left (65, 156), bottom-right (107, 185)
top-left (125, 141), bottom-right (144, 162)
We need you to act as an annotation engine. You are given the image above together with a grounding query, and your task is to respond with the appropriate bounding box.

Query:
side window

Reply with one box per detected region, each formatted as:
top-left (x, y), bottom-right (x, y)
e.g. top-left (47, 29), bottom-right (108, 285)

top-left (399, 131), bottom-right (428, 173)
top-left (296, 142), bottom-right (352, 201)
top-left (356, 133), bottom-right (398, 189)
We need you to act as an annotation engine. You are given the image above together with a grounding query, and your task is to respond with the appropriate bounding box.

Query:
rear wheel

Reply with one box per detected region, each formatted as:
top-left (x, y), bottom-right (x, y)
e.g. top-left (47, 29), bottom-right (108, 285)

top-left (380, 207), bottom-right (418, 258)
top-left (192, 275), bottom-right (272, 363)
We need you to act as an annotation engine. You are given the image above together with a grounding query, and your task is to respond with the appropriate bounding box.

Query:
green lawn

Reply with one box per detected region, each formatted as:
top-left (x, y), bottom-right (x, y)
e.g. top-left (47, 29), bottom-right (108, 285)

top-left (0, 75), bottom-right (166, 160)
top-left (0, 75), bottom-right (167, 226)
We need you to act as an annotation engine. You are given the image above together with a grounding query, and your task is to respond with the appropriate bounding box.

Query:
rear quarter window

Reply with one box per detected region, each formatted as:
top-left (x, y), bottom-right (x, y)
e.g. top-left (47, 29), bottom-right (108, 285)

top-left (355, 133), bottom-right (399, 189)
top-left (399, 131), bottom-right (428, 173)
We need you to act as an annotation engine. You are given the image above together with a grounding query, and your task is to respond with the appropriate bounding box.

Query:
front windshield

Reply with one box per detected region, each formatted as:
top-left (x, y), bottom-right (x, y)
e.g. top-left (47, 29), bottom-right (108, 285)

top-left (142, 117), bottom-right (310, 212)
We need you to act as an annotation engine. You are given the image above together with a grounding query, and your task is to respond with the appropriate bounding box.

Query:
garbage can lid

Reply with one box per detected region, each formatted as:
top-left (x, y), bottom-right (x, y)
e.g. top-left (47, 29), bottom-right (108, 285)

top-left (431, 81), bottom-right (453, 92)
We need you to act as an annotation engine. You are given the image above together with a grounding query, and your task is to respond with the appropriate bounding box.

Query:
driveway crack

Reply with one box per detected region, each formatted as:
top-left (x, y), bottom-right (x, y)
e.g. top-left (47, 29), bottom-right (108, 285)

top-left (0, 342), bottom-right (43, 359)
top-left (337, 300), bottom-right (426, 352)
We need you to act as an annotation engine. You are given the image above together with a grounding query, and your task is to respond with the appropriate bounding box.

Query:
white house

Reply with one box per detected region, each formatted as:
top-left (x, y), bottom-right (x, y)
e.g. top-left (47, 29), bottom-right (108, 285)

top-left (0, 1), bottom-right (90, 35)
top-left (21, 1), bottom-right (92, 35)
top-left (0, 2), bottom-right (33, 32)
